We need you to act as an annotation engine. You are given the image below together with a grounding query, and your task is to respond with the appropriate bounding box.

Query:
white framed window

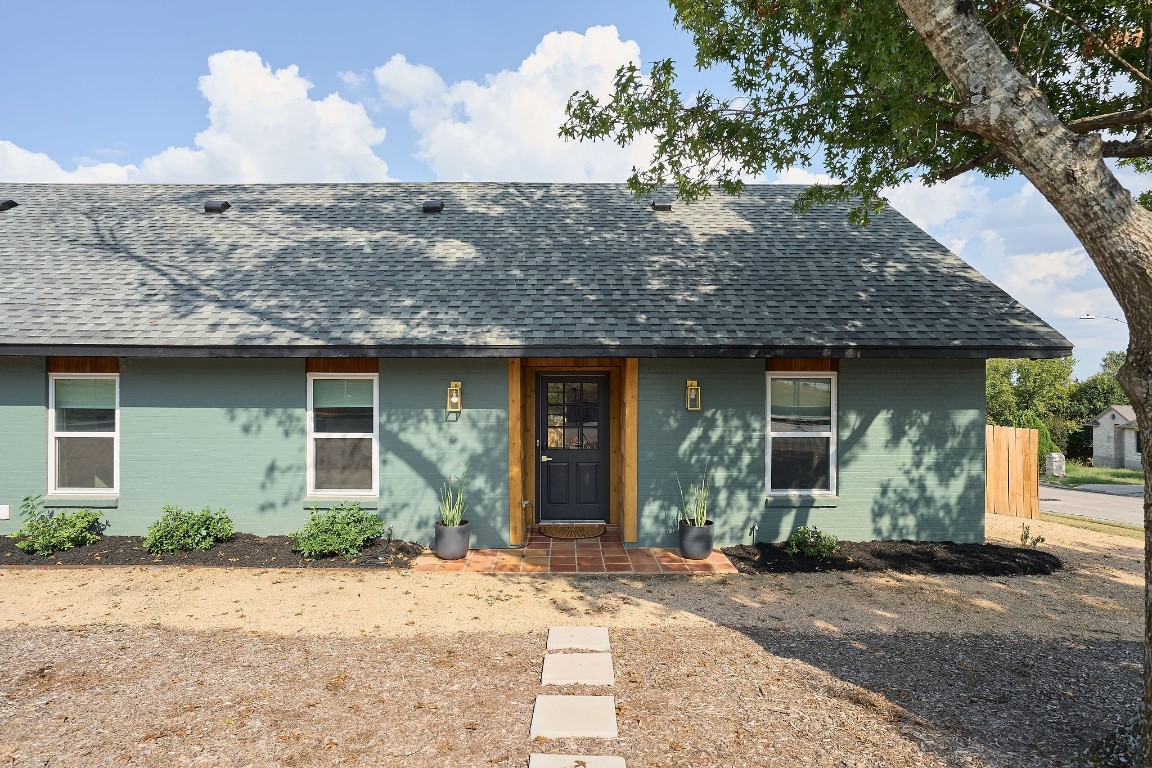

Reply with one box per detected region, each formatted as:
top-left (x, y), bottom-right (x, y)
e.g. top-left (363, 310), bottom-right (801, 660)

top-left (49, 374), bottom-right (120, 495)
top-left (306, 373), bottom-right (379, 497)
top-left (766, 372), bottom-right (837, 495)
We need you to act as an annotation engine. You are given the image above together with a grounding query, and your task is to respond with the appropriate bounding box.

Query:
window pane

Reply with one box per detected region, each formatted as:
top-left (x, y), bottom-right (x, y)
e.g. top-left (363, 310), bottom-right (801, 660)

top-left (57, 407), bottom-right (115, 432)
top-left (57, 437), bottom-right (114, 489)
top-left (314, 438), bottom-right (373, 491)
top-left (771, 378), bottom-right (832, 432)
top-left (314, 407), bottom-right (374, 434)
top-left (55, 379), bottom-right (115, 409)
top-left (313, 379), bottom-right (373, 408)
top-left (771, 437), bottom-right (831, 491)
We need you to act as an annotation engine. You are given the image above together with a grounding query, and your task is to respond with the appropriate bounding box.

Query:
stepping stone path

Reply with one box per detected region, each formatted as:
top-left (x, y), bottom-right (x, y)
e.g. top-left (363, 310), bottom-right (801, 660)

top-left (529, 626), bottom-right (625, 767)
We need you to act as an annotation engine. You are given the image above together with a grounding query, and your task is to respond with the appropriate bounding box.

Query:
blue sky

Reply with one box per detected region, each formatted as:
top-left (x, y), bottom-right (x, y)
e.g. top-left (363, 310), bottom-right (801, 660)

top-left (0, 1), bottom-right (1135, 379)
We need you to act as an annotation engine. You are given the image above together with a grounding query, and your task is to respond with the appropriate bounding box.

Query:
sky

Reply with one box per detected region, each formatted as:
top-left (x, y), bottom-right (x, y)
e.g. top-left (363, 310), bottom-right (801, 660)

top-left (0, 0), bottom-right (1136, 379)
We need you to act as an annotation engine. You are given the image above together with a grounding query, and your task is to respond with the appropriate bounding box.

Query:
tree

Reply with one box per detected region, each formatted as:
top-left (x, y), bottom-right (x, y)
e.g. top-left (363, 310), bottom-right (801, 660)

top-left (985, 357), bottom-right (1074, 431)
top-left (562, 0), bottom-right (1152, 759)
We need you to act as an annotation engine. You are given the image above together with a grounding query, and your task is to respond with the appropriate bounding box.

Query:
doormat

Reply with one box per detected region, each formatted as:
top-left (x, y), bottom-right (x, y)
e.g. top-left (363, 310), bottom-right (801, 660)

top-left (539, 525), bottom-right (606, 540)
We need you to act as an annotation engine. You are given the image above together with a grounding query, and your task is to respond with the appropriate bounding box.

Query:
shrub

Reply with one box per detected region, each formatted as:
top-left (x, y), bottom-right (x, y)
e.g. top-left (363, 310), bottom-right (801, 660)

top-left (439, 468), bottom-right (467, 526)
top-left (785, 525), bottom-right (840, 558)
top-left (290, 502), bottom-right (385, 559)
top-left (7, 494), bottom-right (104, 556)
top-left (143, 505), bottom-right (234, 553)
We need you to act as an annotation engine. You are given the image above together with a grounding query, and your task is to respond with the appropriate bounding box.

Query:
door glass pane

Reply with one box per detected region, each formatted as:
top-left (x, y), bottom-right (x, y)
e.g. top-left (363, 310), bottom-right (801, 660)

top-left (547, 427), bottom-right (564, 449)
top-left (547, 383), bottom-right (564, 405)
top-left (57, 437), bottom-right (114, 489)
top-left (581, 428), bottom-right (599, 449)
top-left (582, 405), bottom-right (599, 426)
top-left (314, 438), bottom-right (373, 490)
top-left (771, 378), bottom-right (832, 432)
top-left (582, 383), bottom-right (599, 403)
top-left (771, 437), bottom-right (831, 491)
top-left (564, 428), bottom-right (582, 449)
top-left (55, 380), bottom-right (115, 432)
top-left (547, 407), bottom-right (564, 427)
top-left (566, 384), bottom-right (582, 404)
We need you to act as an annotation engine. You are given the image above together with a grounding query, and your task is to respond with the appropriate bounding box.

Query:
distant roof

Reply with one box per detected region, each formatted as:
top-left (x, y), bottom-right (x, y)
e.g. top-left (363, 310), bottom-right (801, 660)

top-left (1088, 405), bottom-right (1137, 427)
top-left (0, 183), bottom-right (1072, 359)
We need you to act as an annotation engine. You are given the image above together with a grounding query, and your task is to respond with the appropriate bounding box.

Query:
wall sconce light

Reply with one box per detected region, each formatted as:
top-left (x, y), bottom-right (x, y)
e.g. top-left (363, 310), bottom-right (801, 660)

top-left (686, 380), bottom-right (701, 411)
top-left (447, 381), bottom-right (463, 412)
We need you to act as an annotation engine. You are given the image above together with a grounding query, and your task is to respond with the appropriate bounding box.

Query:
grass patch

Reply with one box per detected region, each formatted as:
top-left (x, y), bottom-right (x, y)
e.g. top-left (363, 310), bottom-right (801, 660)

top-left (1044, 462), bottom-right (1144, 488)
top-left (1039, 512), bottom-right (1143, 540)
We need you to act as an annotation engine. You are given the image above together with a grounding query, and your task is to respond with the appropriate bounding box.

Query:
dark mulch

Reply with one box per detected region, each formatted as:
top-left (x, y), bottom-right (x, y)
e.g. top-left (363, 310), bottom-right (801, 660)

top-left (0, 533), bottom-right (424, 568)
top-left (723, 539), bottom-right (1063, 576)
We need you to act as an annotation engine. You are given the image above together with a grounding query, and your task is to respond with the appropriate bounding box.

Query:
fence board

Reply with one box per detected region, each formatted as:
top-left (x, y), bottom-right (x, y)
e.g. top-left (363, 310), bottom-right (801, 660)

top-left (985, 424), bottom-right (1039, 519)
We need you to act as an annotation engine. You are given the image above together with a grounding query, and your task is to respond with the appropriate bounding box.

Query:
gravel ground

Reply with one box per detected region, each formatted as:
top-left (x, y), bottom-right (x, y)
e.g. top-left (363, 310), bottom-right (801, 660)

top-left (0, 513), bottom-right (1142, 767)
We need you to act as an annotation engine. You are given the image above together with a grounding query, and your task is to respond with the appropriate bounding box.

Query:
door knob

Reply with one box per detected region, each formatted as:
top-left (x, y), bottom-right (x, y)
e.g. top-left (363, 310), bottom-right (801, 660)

top-left (540, 455), bottom-right (553, 462)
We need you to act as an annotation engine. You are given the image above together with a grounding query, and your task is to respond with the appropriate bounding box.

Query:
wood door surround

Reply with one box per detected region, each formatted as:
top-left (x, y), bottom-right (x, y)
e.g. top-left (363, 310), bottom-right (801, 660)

top-left (508, 358), bottom-right (638, 545)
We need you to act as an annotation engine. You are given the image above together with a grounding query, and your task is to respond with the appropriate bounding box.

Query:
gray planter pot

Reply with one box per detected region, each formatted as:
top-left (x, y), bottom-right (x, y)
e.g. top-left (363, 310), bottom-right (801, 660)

top-left (434, 520), bottom-right (471, 560)
top-left (678, 520), bottom-right (714, 560)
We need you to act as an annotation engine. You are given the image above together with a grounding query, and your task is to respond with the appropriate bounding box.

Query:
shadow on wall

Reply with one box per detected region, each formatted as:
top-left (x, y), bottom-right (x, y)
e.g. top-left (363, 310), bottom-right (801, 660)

top-left (224, 407), bottom-right (307, 517)
top-left (866, 409), bottom-right (985, 542)
top-left (638, 394), bottom-right (764, 548)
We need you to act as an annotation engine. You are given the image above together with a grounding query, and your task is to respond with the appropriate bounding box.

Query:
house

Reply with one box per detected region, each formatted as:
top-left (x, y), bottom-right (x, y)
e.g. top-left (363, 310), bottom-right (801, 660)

top-left (0, 183), bottom-right (1072, 549)
top-left (1087, 405), bottom-right (1144, 470)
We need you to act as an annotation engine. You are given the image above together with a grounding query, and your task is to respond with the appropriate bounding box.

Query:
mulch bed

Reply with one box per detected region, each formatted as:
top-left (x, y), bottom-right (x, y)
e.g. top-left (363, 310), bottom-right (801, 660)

top-left (723, 540), bottom-right (1063, 576)
top-left (0, 532), bottom-right (424, 568)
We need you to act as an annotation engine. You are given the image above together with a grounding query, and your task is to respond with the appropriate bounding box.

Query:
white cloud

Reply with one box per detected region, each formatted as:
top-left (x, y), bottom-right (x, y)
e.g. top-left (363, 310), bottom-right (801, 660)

top-left (0, 51), bottom-right (391, 183)
top-left (375, 26), bottom-right (655, 182)
top-left (770, 167), bottom-right (836, 185)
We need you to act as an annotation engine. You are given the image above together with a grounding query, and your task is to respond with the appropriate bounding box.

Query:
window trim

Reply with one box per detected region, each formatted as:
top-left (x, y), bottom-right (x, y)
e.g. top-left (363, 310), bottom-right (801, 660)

top-left (765, 371), bottom-right (838, 497)
top-left (306, 372), bottom-right (379, 498)
top-left (48, 373), bottom-right (120, 497)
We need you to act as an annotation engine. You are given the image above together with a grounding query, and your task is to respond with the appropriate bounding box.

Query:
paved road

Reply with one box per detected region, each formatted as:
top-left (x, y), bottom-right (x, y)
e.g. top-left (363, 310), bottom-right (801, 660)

top-left (1038, 485), bottom-right (1145, 526)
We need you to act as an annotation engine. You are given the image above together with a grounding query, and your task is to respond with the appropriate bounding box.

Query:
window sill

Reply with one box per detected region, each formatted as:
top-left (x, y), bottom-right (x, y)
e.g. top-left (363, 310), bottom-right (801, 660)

top-left (303, 496), bottom-right (380, 509)
top-left (45, 496), bottom-right (119, 508)
top-left (765, 494), bottom-right (839, 508)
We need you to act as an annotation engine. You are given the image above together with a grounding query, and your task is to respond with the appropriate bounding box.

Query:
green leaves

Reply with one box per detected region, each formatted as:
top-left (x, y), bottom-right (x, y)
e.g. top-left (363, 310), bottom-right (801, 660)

top-left (561, 0), bottom-right (1152, 218)
top-left (7, 500), bottom-right (104, 557)
top-left (289, 502), bottom-right (384, 560)
top-left (143, 506), bottom-right (234, 554)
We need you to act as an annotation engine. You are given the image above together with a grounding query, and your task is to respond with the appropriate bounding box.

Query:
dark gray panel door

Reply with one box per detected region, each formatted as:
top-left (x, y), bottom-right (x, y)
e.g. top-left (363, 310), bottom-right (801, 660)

top-left (537, 374), bottom-right (610, 522)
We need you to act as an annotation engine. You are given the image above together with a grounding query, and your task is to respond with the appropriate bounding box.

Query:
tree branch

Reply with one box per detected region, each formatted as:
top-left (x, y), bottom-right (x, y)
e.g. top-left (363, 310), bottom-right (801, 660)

top-left (937, 148), bottom-right (1000, 180)
top-left (1024, 0), bottom-right (1152, 87)
top-left (1103, 137), bottom-right (1152, 158)
top-left (1067, 106), bottom-right (1152, 133)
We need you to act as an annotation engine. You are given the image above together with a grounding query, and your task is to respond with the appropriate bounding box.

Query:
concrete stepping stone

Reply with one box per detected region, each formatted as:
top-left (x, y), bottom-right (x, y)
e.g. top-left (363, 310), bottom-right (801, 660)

top-left (542, 653), bottom-right (615, 686)
top-left (528, 755), bottom-right (626, 768)
top-left (547, 626), bottom-right (610, 652)
top-left (530, 695), bottom-right (618, 739)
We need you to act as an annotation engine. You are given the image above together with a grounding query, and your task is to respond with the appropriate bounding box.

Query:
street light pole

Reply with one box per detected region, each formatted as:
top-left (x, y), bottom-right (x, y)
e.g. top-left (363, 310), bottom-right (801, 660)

top-left (1079, 313), bottom-right (1129, 325)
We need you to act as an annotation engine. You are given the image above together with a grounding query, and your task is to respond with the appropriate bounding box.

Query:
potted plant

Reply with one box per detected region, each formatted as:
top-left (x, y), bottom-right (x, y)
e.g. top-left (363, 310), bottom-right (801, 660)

top-left (676, 467), bottom-right (714, 560)
top-left (434, 468), bottom-right (470, 560)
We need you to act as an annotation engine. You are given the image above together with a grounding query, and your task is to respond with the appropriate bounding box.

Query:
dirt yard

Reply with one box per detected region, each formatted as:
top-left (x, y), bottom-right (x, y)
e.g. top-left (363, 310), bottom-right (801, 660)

top-left (0, 513), bottom-right (1142, 767)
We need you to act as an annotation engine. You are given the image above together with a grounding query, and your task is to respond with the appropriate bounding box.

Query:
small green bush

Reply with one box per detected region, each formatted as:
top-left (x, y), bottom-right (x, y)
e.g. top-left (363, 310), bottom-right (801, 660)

top-left (7, 494), bottom-right (104, 556)
top-left (785, 525), bottom-right (840, 558)
top-left (143, 505), bottom-right (234, 553)
top-left (290, 502), bottom-right (384, 559)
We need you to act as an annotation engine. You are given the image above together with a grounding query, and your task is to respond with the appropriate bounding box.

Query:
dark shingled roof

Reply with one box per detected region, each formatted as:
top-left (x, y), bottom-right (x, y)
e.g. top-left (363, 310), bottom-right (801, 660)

top-left (0, 182), bottom-right (1071, 359)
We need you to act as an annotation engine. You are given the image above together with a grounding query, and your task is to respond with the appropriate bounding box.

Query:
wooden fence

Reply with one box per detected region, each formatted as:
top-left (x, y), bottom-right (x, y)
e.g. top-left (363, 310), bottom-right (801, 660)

top-left (985, 425), bottom-right (1038, 519)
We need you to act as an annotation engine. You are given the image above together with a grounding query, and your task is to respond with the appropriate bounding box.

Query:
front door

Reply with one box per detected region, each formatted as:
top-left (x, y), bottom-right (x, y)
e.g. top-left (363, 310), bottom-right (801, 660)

top-left (537, 374), bottom-right (610, 522)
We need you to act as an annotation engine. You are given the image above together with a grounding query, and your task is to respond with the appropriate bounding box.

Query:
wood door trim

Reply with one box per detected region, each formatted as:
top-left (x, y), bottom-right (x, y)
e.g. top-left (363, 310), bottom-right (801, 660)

top-left (516, 358), bottom-right (631, 535)
top-left (508, 359), bottom-right (525, 545)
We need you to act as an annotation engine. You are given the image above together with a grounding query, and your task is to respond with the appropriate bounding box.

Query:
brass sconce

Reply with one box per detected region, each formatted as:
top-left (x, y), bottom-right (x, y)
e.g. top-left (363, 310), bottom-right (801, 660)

top-left (686, 380), bottom-right (701, 411)
top-left (447, 381), bottom-right (463, 412)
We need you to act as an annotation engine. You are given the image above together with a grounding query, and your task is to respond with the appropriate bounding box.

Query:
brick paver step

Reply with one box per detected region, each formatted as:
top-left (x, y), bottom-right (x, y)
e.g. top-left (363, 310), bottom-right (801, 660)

top-left (528, 755), bottom-right (626, 768)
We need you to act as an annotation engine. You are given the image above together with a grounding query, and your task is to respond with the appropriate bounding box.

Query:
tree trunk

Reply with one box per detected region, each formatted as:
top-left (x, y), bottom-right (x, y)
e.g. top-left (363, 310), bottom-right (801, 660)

top-left (896, 0), bottom-right (1152, 762)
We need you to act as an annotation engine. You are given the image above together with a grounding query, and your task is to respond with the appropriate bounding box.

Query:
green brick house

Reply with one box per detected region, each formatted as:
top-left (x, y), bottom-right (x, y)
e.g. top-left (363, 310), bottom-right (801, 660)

top-left (0, 184), bottom-right (1070, 549)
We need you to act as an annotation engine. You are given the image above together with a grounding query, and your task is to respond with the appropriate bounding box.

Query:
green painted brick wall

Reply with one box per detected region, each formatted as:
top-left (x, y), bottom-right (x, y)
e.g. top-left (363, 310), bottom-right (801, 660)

top-left (1, 357), bottom-right (510, 547)
top-left (635, 358), bottom-right (986, 548)
top-left (636, 359), bottom-right (767, 548)
top-left (379, 359), bottom-right (509, 549)
top-left (0, 357), bottom-right (48, 530)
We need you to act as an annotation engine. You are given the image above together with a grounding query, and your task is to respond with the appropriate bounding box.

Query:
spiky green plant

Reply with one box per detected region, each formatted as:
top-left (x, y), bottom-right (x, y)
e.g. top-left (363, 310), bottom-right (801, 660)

top-left (439, 467), bottom-right (467, 526)
top-left (676, 467), bottom-right (710, 527)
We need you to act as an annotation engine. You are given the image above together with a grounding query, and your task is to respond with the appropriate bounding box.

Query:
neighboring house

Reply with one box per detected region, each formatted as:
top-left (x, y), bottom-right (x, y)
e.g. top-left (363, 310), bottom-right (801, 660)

top-left (1088, 405), bottom-right (1144, 471)
top-left (0, 184), bottom-right (1072, 548)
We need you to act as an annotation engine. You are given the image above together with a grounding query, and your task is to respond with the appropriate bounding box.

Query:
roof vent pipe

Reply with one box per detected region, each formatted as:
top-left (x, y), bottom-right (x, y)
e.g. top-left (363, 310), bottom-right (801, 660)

top-left (0, 200), bottom-right (18, 212)
top-left (422, 199), bottom-right (444, 214)
top-left (204, 201), bottom-right (231, 214)
top-left (651, 200), bottom-right (672, 212)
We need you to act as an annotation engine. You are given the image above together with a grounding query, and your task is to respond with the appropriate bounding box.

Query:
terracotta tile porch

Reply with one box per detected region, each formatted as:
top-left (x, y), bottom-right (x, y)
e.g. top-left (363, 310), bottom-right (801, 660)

top-left (412, 525), bottom-right (738, 574)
